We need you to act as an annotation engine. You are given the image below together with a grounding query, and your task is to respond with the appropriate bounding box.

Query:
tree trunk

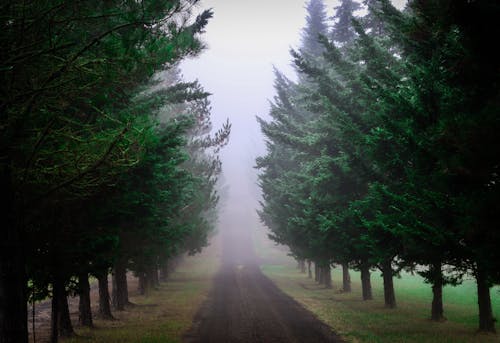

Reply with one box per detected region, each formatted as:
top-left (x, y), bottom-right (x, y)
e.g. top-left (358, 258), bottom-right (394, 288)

top-left (314, 263), bottom-right (320, 282)
top-left (299, 259), bottom-right (306, 273)
top-left (150, 265), bottom-right (159, 288)
top-left (318, 266), bottom-right (324, 284)
top-left (112, 257), bottom-right (128, 310)
top-left (78, 272), bottom-right (93, 327)
top-left (137, 272), bottom-right (146, 295)
top-left (50, 280), bottom-right (59, 343)
top-left (159, 261), bottom-right (169, 282)
top-left (307, 260), bottom-right (312, 279)
top-left (381, 259), bottom-right (396, 308)
top-left (97, 273), bottom-right (114, 320)
top-left (476, 267), bottom-right (496, 332)
top-left (59, 293), bottom-right (74, 337)
top-left (0, 161), bottom-right (28, 343)
top-left (323, 265), bottom-right (332, 289)
top-left (360, 265), bottom-right (373, 300)
top-left (51, 276), bottom-right (74, 342)
top-left (430, 261), bottom-right (445, 321)
top-left (342, 263), bottom-right (351, 292)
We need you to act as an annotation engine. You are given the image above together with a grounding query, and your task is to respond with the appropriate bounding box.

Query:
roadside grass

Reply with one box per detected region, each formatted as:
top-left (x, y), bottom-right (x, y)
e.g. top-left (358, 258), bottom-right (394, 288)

top-left (63, 236), bottom-right (220, 343)
top-left (254, 227), bottom-right (500, 343)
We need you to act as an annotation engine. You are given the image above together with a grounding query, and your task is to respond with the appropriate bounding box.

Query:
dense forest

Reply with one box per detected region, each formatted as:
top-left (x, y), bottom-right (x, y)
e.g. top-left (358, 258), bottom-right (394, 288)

top-left (257, 0), bottom-right (499, 334)
top-left (0, 1), bottom-right (230, 342)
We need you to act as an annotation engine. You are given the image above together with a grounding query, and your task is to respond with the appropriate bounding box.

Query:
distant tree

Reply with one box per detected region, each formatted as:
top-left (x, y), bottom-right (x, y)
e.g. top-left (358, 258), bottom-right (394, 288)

top-left (301, 0), bottom-right (329, 57)
top-left (331, 0), bottom-right (361, 45)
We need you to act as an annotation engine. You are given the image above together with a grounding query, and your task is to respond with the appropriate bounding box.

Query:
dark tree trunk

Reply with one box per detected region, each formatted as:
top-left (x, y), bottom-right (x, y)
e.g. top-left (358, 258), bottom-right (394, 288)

top-left (112, 257), bottom-right (128, 310)
top-left (159, 261), bottom-right (169, 282)
top-left (342, 263), bottom-right (351, 292)
top-left (150, 265), bottom-right (159, 288)
top-left (59, 293), bottom-right (74, 337)
top-left (50, 280), bottom-right (60, 343)
top-left (476, 267), bottom-right (496, 332)
top-left (307, 260), bottom-right (312, 279)
top-left (51, 276), bottom-right (74, 342)
top-left (314, 263), bottom-right (319, 282)
top-left (430, 261), bottom-right (445, 321)
top-left (323, 265), bottom-right (332, 289)
top-left (0, 161), bottom-right (28, 343)
top-left (299, 259), bottom-right (306, 273)
top-left (360, 265), bottom-right (373, 300)
top-left (381, 259), bottom-right (396, 308)
top-left (137, 272), bottom-right (146, 295)
top-left (78, 273), bottom-right (93, 327)
top-left (143, 269), bottom-right (153, 295)
top-left (318, 266), bottom-right (324, 284)
top-left (97, 273), bottom-right (114, 320)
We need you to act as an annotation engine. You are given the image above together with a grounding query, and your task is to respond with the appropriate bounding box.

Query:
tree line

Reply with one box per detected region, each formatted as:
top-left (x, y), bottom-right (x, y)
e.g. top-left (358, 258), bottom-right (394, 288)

top-left (1, 1), bottom-right (230, 342)
top-left (257, 0), bottom-right (499, 333)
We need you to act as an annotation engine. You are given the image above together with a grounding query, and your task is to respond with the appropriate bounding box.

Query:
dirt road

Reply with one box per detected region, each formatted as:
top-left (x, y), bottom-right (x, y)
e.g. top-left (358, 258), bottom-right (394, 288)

top-left (185, 226), bottom-right (343, 343)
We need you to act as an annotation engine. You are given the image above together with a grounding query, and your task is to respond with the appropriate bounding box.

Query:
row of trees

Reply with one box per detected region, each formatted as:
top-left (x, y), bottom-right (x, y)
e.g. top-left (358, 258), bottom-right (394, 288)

top-left (257, 0), bottom-right (499, 333)
top-left (1, 1), bottom-right (229, 342)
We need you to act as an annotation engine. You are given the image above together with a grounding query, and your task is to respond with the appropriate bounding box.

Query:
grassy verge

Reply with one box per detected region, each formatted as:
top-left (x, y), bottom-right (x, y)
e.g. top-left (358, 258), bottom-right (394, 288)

top-left (63, 237), bottom-right (220, 343)
top-left (253, 227), bottom-right (500, 343)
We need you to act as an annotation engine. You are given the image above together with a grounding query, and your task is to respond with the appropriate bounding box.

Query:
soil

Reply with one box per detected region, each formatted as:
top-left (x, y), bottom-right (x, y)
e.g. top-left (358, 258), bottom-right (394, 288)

top-left (184, 226), bottom-right (343, 343)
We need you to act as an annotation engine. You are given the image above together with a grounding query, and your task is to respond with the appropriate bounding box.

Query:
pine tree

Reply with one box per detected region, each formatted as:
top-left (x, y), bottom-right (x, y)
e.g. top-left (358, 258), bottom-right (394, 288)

top-left (301, 0), bottom-right (329, 57)
top-left (331, 0), bottom-right (361, 45)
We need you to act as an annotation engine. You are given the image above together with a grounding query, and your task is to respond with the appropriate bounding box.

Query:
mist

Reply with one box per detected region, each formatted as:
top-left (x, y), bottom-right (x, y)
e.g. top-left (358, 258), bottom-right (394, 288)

top-left (181, 0), bottom-right (406, 245)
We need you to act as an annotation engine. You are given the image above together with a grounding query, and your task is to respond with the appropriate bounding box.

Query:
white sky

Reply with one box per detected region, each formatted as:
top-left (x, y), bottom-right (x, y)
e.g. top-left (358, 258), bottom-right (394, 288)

top-left (181, 0), bottom-right (406, 229)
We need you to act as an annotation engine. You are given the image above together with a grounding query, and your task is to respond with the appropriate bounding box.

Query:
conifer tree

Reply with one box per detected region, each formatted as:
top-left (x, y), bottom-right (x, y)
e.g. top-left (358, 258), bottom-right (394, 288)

top-left (301, 0), bottom-right (329, 57)
top-left (331, 0), bottom-right (361, 45)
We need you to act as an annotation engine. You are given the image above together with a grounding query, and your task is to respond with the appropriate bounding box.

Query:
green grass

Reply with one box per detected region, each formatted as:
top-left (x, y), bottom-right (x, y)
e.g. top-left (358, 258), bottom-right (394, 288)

top-left (63, 237), bottom-right (220, 343)
top-left (253, 228), bottom-right (500, 343)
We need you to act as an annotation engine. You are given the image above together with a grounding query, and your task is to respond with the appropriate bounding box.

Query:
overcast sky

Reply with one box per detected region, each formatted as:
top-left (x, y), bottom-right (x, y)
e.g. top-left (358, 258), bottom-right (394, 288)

top-left (181, 0), bottom-right (406, 231)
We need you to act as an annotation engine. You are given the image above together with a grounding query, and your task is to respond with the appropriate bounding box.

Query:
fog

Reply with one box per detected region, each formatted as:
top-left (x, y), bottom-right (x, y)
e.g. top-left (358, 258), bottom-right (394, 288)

top-left (181, 0), bottom-right (407, 250)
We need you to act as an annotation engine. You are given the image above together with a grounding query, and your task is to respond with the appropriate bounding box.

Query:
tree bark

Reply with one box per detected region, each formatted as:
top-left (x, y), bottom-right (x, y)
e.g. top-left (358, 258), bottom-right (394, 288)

top-left (51, 276), bottom-right (74, 342)
top-left (0, 161), bottom-right (28, 343)
top-left (342, 263), bottom-right (351, 292)
top-left (50, 280), bottom-right (59, 343)
top-left (323, 265), bottom-right (332, 289)
top-left (97, 273), bottom-right (114, 320)
top-left (430, 261), bottom-right (445, 321)
top-left (138, 272), bottom-right (146, 295)
top-left (476, 267), bottom-right (496, 332)
top-left (314, 263), bottom-right (319, 282)
top-left (360, 265), bottom-right (373, 300)
top-left (381, 259), bottom-right (396, 308)
top-left (59, 293), bottom-right (74, 337)
top-left (159, 260), bottom-right (169, 282)
top-left (307, 260), bottom-right (312, 279)
top-left (112, 257), bottom-right (128, 310)
top-left (78, 272), bottom-right (93, 327)
top-left (150, 265), bottom-right (159, 288)
top-left (299, 259), bottom-right (306, 273)
top-left (318, 266), bottom-right (324, 284)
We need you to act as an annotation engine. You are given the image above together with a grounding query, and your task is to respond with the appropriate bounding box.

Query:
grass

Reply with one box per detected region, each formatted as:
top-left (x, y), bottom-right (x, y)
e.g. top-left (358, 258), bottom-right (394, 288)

top-left (253, 227), bottom-right (500, 343)
top-left (63, 237), bottom-right (220, 343)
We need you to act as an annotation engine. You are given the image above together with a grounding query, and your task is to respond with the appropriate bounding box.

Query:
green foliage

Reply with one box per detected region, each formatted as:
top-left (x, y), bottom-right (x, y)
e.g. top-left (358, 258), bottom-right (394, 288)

top-left (1, 1), bottom-right (229, 339)
top-left (257, 0), bottom-right (500, 332)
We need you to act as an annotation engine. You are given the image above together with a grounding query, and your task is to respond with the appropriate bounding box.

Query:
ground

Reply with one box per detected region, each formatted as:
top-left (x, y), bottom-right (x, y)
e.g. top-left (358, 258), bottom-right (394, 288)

top-left (253, 224), bottom-right (500, 343)
top-left (184, 225), bottom-right (342, 342)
